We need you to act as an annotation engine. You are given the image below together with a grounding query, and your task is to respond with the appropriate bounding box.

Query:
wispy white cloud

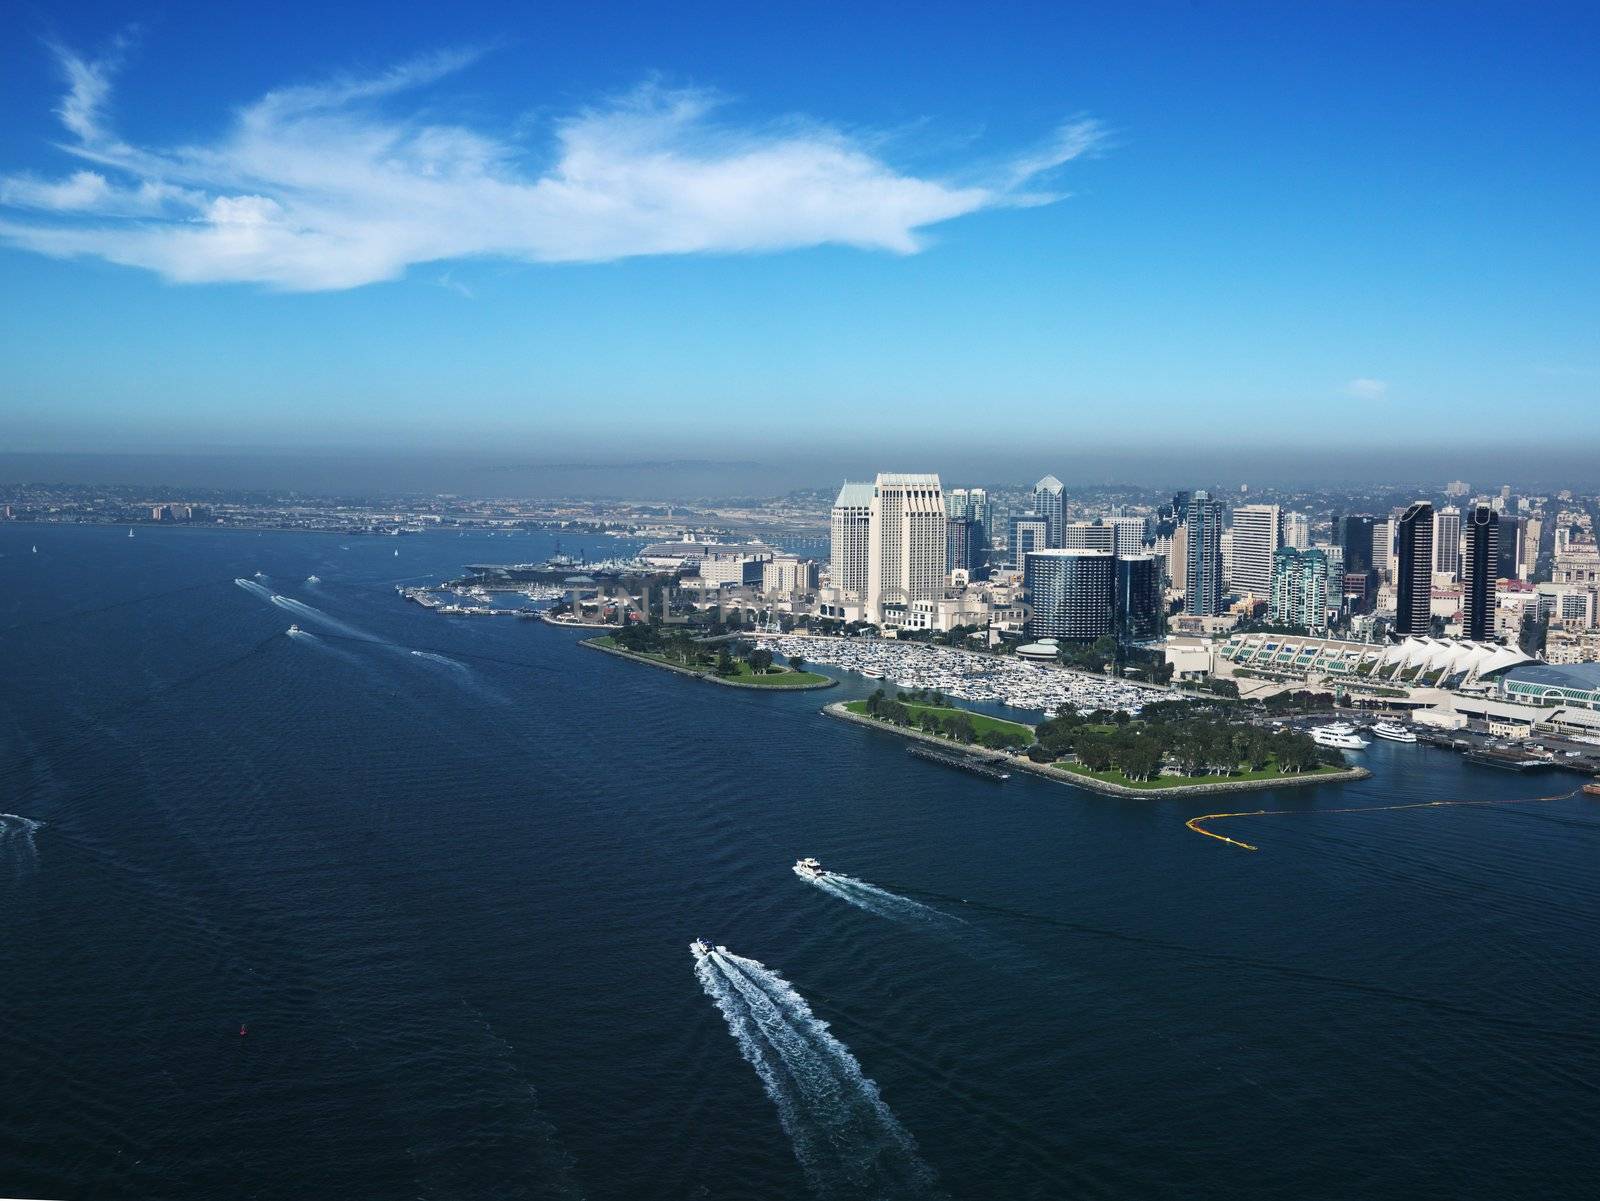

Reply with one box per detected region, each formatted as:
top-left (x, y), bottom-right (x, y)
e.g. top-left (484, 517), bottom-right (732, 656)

top-left (0, 43), bottom-right (1105, 291)
top-left (1345, 377), bottom-right (1389, 401)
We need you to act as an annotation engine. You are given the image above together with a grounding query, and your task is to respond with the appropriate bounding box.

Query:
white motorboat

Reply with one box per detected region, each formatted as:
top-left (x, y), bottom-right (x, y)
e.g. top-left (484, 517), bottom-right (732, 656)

top-left (690, 938), bottom-right (722, 960)
top-left (1370, 721), bottom-right (1417, 743)
top-left (306, 575), bottom-right (321, 584)
top-left (287, 624), bottom-right (303, 635)
top-left (1312, 725), bottom-right (1369, 749)
top-left (794, 857), bottom-right (827, 880)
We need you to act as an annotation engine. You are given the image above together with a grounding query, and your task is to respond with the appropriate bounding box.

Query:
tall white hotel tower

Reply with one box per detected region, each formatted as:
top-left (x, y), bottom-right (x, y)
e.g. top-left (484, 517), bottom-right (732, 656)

top-left (829, 482), bottom-right (874, 598)
top-left (866, 474), bottom-right (947, 623)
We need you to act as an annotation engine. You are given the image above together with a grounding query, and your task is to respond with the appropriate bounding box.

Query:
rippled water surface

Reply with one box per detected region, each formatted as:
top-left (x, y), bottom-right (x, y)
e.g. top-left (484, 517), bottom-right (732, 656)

top-left (2, 524), bottom-right (1597, 1200)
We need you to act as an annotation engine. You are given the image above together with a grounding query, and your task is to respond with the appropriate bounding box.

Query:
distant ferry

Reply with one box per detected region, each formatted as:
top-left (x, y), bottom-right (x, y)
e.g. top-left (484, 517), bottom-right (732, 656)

top-left (793, 857), bottom-right (827, 880)
top-left (1312, 723), bottom-right (1369, 749)
top-left (1370, 721), bottom-right (1417, 743)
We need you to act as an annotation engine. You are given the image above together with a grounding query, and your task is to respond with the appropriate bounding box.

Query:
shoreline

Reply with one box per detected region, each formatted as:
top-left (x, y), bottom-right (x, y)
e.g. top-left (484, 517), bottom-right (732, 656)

top-left (822, 702), bottom-right (1371, 798)
top-left (582, 637), bottom-right (838, 691)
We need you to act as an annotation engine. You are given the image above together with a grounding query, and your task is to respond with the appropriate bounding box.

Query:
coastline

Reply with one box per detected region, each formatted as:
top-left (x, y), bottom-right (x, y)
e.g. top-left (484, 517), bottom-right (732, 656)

top-left (581, 636), bottom-right (838, 691)
top-left (822, 702), bottom-right (1371, 798)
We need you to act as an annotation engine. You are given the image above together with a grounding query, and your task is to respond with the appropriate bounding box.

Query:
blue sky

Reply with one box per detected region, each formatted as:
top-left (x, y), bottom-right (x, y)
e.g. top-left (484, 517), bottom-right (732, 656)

top-left (2, 1), bottom-right (1598, 469)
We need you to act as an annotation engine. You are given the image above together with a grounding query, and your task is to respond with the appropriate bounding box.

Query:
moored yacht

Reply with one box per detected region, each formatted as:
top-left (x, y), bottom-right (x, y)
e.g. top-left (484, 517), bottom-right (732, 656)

top-left (1312, 724), bottom-right (1369, 749)
top-left (793, 857), bottom-right (827, 880)
top-left (1370, 721), bottom-right (1417, 743)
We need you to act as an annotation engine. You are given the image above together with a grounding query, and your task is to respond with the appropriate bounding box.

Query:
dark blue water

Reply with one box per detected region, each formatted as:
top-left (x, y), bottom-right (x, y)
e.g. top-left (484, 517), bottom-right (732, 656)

top-left (2, 525), bottom-right (1597, 1200)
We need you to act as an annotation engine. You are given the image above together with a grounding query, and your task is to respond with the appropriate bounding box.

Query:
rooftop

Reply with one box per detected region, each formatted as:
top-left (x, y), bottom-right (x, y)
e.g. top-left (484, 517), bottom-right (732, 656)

top-left (1501, 661), bottom-right (1600, 691)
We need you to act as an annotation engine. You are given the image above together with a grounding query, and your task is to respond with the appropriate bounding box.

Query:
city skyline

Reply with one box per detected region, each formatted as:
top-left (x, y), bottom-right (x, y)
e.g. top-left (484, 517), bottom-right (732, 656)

top-left (3, 3), bottom-right (1599, 462)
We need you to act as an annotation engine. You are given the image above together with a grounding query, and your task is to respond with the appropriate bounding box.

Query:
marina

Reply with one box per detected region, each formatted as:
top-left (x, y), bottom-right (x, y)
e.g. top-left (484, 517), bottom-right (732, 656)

top-left (763, 633), bottom-right (1164, 715)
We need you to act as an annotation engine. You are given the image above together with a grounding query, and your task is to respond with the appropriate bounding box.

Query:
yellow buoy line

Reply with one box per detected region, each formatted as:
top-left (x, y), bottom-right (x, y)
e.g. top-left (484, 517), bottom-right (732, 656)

top-left (1186, 788), bottom-right (1583, 853)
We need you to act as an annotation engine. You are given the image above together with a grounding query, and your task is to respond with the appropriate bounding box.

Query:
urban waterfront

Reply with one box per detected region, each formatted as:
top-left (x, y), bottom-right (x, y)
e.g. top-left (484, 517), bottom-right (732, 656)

top-left (3, 524), bottom-right (1598, 1200)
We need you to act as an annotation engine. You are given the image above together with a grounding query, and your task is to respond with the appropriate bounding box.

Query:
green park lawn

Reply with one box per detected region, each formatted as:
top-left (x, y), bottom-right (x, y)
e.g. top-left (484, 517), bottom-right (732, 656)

top-left (843, 699), bottom-right (1034, 741)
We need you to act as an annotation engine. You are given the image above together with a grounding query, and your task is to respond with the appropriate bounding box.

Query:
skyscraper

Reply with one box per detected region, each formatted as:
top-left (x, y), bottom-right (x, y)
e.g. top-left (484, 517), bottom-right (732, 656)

top-left (1395, 501), bottom-right (1435, 636)
top-left (828, 482), bottom-right (873, 597)
top-left (1007, 513), bottom-right (1050, 564)
top-left (1230, 503), bottom-right (1281, 598)
top-left (1107, 515), bottom-right (1150, 557)
top-left (1281, 511), bottom-right (1310, 550)
top-left (1114, 554), bottom-right (1162, 641)
top-left (1024, 549), bottom-right (1114, 641)
top-left (1462, 503), bottom-right (1498, 640)
top-left (1061, 520), bottom-right (1114, 553)
top-left (867, 474), bottom-right (947, 624)
top-left (1433, 506), bottom-right (1462, 577)
top-left (1497, 514), bottom-right (1526, 581)
top-left (946, 517), bottom-right (983, 577)
top-left (1268, 547), bottom-right (1330, 633)
top-left (1032, 475), bottom-right (1065, 548)
top-left (1338, 514), bottom-right (1376, 575)
top-left (1184, 491), bottom-right (1226, 616)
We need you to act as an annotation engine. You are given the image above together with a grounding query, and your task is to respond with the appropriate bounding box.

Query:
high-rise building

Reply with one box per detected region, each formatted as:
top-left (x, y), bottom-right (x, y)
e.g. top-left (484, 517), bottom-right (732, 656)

top-left (1062, 520), bottom-right (1115, 553)
top-left (1268, 547), bottom-right (1330, 633)
top-left (1167, 525), bottom-right (1187, 593)
top-left (1462, 504), bottom-right (1499, 641)
top-left (1338, 515), bottom-right (1377, 575)
top-left (1282, 511), bottom-right (1310, 550)
top-left (945, 488), bottom-right (971, 519)
top-left (946, 517), bottom-right (983, 577)
top-left (1108, 515), bottom-right (1149, 557)
top-left (966, 488), bottom-right (991, 543)
top-left (1395, 501), bottom-right (1435, 636)
top-left (1230, 503), bottom-right (1281, 598)
top-left (1184, 491), bottom-right (1226, 616)
top-left (1372, 518), bottom-right (1395, 581)
top-left (1433, 506), bottom-right (1462, 577)
top-left (1007, 513), bottom-right (1050, 564)
top-left (1032, 475), bottom-right (1065, 548)
top-left (828, 483), bottom-right (873, 597)
top-left (1114, 554), bottom-right (1162, 641)
top-left (1445, 479), bottom-right (1470, 498)
top-left (867, 474), bottom-right (947, 624)
top-left (1024, 549), bottom-right (1114, 641)
top-left (1521, 517), bottom-right (1543, 579)
top-left (1497, 515), bottom-right (1526, 580)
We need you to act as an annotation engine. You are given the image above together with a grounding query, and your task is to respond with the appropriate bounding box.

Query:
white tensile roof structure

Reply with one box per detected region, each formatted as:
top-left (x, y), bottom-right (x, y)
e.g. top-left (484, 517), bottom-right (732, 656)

top-left (1220, 632), bottom-right (1534, 689)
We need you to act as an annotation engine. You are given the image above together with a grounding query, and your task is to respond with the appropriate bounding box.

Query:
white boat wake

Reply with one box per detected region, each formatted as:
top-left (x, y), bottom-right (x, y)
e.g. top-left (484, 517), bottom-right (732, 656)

top-left (410, 650), bottom-right (469, 672)
top-left (0, 813), bottom-right (45, 879)
top-left (797, 868), bottom-right (966, 930)
top-left (694, 946), bottom-right (940, 1198)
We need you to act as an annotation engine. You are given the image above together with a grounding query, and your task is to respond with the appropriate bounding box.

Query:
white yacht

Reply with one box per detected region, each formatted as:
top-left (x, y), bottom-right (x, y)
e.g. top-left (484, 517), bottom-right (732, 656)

top-left (1312, 724), bottom-right (1369, 749)
top-left (287, 624), bottom-right (303, 636)
top-left (690, 938), bottom-right (722, 960)
top-left (1371, 721), bottom-right (1418, 743)
top-left (794, 857), bottom-right (827, 880)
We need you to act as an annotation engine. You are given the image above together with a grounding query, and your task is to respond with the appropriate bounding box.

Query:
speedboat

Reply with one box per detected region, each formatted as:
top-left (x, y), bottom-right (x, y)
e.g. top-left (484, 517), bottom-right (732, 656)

top-left (1370, 721), bottom-right (1417, 743)
top-left (287, 624), bottom-right (303, 635)
top-left (690, 938), bottom-right (720, 960)
top-left (794, 857), bottom-right (827, 880)
top-left (306, 575), bottom-right (321, 584)
top-left (1312, 725), bottom-right (1369, 749)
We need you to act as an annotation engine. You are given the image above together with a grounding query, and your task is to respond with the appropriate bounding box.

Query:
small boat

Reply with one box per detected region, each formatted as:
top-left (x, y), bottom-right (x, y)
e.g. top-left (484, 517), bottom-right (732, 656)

top-left (306, 575), bottom-right (321, 584)
top-left (794, 857), bottom-right (827, 880)
top-left (1583, 778), bottom-right (1600, 798)
top-left (1370, 721), bottom-right (1417, 743)
top-left (32, 545), bottom-right (37, 553)
top-left (690, 938), bottom-right (722, 960)
top-left (239, 1024), bottom-right (248, 1037)
top-left (128, 529), bottom-right (135, 538)
top-left (287, 624), bottom-right (302, 635)
top-left (253, 571), bottom-right (265, 578)
top-left (393, 549), bottom-right (399, 557)
top-left (861, 668), bottom-right (885, 679)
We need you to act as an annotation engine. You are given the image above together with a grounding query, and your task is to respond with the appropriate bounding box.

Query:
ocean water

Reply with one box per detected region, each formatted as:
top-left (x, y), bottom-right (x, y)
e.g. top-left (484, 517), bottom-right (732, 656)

top-left (1, 524), bottom-right (1597, 1200)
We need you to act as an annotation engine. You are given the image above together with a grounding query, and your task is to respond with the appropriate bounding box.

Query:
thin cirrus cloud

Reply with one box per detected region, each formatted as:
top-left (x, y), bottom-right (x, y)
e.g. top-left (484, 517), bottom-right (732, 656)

top-left (0, 42), bottom-right (1105, 292)
top-left (1345, 377), bottom-right (1389, 401)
